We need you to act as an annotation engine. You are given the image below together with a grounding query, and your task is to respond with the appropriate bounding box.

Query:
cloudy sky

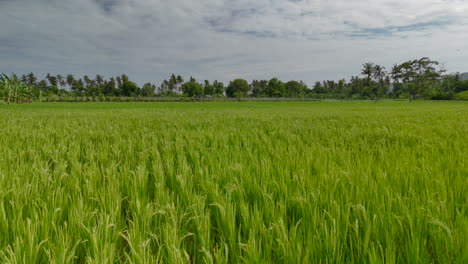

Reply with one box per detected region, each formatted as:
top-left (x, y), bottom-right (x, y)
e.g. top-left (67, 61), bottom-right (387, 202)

top-left (1, 0), bottom-right (467, 85)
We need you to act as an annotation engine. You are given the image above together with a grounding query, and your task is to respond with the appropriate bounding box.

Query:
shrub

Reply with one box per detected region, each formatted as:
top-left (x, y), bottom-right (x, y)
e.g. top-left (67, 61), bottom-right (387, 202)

top-left (453, 91), bottom-right (468, 100)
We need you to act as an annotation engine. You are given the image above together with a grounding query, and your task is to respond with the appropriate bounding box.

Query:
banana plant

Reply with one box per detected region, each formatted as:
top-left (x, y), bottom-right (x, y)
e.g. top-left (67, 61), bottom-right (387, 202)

top-left (0, 73), bottom-right (31, 103)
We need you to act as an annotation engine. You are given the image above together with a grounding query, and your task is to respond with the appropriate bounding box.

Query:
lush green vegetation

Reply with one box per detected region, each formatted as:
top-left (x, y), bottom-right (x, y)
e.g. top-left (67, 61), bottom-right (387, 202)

top-left (0, 101), bottom-right (466, 263)
top-left (2, 57), bottom-right (468, 103)
top-left (0, 74), bottom-right (31, 104)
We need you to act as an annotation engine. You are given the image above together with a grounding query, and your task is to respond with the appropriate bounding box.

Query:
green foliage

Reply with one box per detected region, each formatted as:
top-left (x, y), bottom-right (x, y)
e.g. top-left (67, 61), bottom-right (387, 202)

top-left (454, 79), bottom-right (468, 93)
top-left (181, 80), bottom-right (204, 97)
top-left (251, 80), bottom-right (268, 97)
top-left (361, 62), bottom-right (374, 86)
top-left (265, 78), bottom-right (286, 97)
top-left (453, 91), bottom-right (468, 100)
top-left (0, 101), bottom-right (466, 263)
top-left (392, 57), bottom-right (444, 101)
top-left (213, 80), bottom-right (225, 96)
top-left (312, 81), bottom-right (328, 94)
top-left (203, 80), bottom-right (215, 96)
top-left (141, 83), bottom-right (156, 97)
top-left (120, 76), bottom-right (140, 97)
top-left (226, 78), bottom-right (249, 97)
top-left (0, 74), bottom-right (32, 103)
top-left (284, 80), bottom-right (307, 97)
top-left (1, 56), bottom-right (462, 101)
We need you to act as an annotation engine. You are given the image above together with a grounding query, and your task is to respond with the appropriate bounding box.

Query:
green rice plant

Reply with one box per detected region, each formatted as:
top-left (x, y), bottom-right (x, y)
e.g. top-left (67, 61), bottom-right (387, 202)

top-left (0, 101), bottom-right (466, 263)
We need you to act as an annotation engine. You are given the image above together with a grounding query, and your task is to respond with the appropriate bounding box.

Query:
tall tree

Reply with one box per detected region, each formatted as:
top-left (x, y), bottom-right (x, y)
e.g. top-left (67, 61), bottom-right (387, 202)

top-left (20, 74), bottom-right (28, 85)
top-left (116, 76), bottom-right (122, 89)
top-left (373, 65), bottom-right (387, 97)
top-left (120, 75), bottom-right (139, 96)
top-left (176, 75), bottom-right (184, 92)
top-left (390, 64), bottom-right (401, 84)
top-left (103, 78), bottom-right (116, 96)
top-left (46, 73), bottom-right (58, 87)
top-left (26, 73), bottom-right (37, 87)
top-left (83, 75), bottom-right (93, 89)
top-left (169, 74), bottom-right (178, 92)
top-left (181, 79), bottom-right (204, 97)
top-left (265, 78), bottom-right (285, 97)
top-left (66, 74), bottom-right (75, 89)
top-left (37, 80), bottom-right (48, 93)
top-left (159, 79), bottom-right (170, 95)
top-left (226, 79), bottom-right (250, 98)
top-left (394, 57), bottom-right (444, 101)
top-left (285, 80), bottom-right (307, 97)
top-left (203, 80), bottom-right (215, 96)
top-left (251, 80), bottom-right (268, 97)
top-left (373, 65), bottom-right (386, 84)
top-left (56, 74), bottom-right (66, 90)
top-left (141, 83), bottom-right (156, 97)
top-left (361, 62), bottom-right (374, 87)
top-left (95, 74), bottom-right (104, 89)
top-left (213, 80), bottom-right (225, 96)
top-left (71, 78), bottom-right (85, 95)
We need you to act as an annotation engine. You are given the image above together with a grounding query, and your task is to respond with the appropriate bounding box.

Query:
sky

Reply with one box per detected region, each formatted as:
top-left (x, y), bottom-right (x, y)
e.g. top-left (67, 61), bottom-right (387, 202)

top-left (1, 0), bottom-right (468, 86)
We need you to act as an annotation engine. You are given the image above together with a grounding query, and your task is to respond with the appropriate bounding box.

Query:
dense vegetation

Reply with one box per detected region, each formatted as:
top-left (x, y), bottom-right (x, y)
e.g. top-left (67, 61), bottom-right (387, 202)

top-left (0, 101), bottom-right (466, 263)
top-left (1, 57), bottom-right (468, 103)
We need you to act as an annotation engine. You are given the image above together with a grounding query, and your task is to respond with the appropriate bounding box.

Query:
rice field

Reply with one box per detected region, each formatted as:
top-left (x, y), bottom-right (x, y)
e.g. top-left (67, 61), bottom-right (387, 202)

top-left (0, 101), bottom-right (467, 263)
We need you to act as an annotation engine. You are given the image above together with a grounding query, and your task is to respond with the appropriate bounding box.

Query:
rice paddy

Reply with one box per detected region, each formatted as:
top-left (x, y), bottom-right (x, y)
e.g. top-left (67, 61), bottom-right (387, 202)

top-left (0, 101), bottom-right (467, 263)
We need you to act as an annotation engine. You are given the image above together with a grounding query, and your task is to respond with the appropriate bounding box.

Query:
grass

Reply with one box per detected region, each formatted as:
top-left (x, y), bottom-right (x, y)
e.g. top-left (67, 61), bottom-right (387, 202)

top-left (0, 101), bottom-right (467, 263)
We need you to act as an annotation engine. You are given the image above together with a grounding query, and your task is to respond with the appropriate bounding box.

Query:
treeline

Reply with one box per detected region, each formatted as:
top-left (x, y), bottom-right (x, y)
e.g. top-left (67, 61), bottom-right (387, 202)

top-left (1, 57), bottom-right (468, 103)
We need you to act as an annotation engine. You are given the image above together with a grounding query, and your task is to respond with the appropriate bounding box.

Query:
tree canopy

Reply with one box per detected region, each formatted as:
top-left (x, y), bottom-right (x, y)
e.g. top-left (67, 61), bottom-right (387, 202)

top-left (2, 57), bottom-right (467, 103)
top-left (226, 79), bottom-right (250, 98)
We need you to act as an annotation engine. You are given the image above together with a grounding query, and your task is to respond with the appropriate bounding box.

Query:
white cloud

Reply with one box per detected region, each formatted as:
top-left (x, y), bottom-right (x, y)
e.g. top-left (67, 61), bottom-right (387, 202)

top-left (1, 0), bottom-right (467, 85)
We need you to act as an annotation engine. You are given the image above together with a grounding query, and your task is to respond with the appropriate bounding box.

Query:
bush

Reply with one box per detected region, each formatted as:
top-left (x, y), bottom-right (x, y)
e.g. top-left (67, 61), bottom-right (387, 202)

top-left (48, 95), bottom-right (59, 102)
top-left (453, 91), bottom-right (468, 101)
top-left (428, 90), bottom-right (452, 100)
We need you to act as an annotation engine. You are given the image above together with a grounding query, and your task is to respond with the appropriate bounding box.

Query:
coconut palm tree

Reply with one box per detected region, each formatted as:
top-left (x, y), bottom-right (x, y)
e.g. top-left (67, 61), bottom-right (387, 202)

top-left (26, 72), bottom-right (37, 87)
top-left (373, 65), bottom-right (386, 83)
top-left (95, 74), bottom-right (104, 88)
top-left (46, 73), bottom-right (58, 87)
top-left (66, 74), bottom-right (75, 89)
top-left (361, 62), bottom-right (374, 87)
top-left (57, 74), bottom-right (66, 90)
top-left (390, 64), bottom-right (401, 84)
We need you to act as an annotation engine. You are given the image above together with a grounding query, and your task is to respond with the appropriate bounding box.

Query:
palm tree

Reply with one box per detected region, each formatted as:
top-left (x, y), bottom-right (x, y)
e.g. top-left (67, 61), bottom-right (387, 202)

top-left (26, 72), bottom-right (37, 87)
top-left (66, 74), bottom-right (75, 90)
top-left (390, 64), bottom-right (401, 84)
top-left (176, 75), bottom-right (184, 93)
top-left (116, 76), bottom-right (122, 88)
top-left (361, 62), bottom-right (374, 87)
top-left (373, 65), bottom-right (387, 97)
top-left (95, 74), bottom-right (104, 88)
top-left (57, 74), bottom-right (66, 90)
top-left (169, 74), bottom-right (177, 92)
top-left (46, 73), bottom-right (58, 87)
top-left (83, 75), bottom-right (93, 88)
top-left (373, 65), bottom-right (386, 84)
top-left (160, 79), bottom-right (169, 94)
top-left (20, 74), bottom-right (28, 84)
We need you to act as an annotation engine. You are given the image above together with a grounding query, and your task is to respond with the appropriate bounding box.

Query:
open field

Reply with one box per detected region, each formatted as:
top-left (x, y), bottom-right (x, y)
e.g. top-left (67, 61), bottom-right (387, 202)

top-left (0, 101), bottom-right (467, 263)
